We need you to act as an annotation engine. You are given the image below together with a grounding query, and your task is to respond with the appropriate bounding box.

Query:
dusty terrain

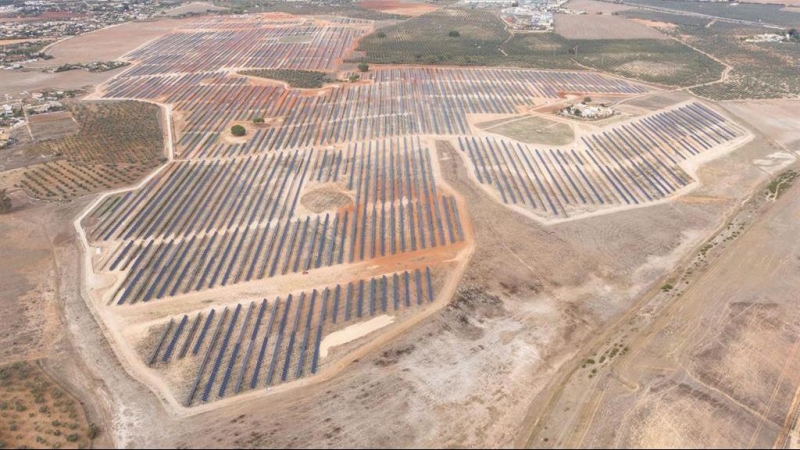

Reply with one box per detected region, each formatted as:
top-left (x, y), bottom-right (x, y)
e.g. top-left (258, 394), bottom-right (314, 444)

top-left (28, 19), bottom-right (191, 68)
top-left (0, 67), bottom-right (128, 97)
top-left (522, 160), bottom-right (800, 448)
top-left (357, 0), bottom-right (439, 16)
top-left (554, 14), bottom-right (669, 40)
top-left (564, 0), bottom-right (632, 13)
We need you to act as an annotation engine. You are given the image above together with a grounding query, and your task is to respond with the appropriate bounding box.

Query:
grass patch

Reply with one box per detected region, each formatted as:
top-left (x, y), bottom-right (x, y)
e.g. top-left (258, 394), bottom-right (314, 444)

top-left (477, 115), bottom-right (574, 146)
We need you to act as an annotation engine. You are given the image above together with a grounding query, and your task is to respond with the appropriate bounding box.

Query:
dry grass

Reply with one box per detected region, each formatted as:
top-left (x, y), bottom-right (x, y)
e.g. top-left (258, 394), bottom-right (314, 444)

top-left (27, 111), bottom-right (78, 141)
top-left (476, 115), bottom-right (574, 146)
top-left (554, 15), bottom-right (668, 40)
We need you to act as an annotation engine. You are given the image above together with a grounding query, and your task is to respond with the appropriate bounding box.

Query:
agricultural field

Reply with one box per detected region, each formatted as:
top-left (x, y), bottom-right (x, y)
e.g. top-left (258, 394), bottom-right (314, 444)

top-left (1, 101), bottom-right (164, 201)
top-left (0, 362), bottom-right (94, 449)
top-left (625, 0), bottom-right (800, 28)
top-left (239, 69), bottom-right (328, 88)
top-left (355, 8), bottom-right (724, 86)
top-left (620, 10), bottom-right (800, 99)
top-left (164, 1), bottom-right (229, 16)
top-left (27, 111), bottom-right (78, 141)
top-left (475, 115), bottom-right (574, 146)
top-left (554, 14), bottom-right (668, 40)
top-left (357, 0), bottom-right (440, 16)
top-left (355, 8), bottom-right (510, 66)
top-left (564, 0), bottom-right (632, 14)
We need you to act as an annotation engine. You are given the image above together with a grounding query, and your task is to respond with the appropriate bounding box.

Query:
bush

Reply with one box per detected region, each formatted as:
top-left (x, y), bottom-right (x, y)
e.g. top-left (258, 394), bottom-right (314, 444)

top-left (376, 31), bottom-right (386, 38)
top-left (584, 97), bottom-right (592, 103)
top-left (252, 116), bottom-right (264, 124)
top-left (448, 30), bottom-right (460, 38)
top-left (87, 423), bottom-right (100, 440)
top-left (231, 125), bottom-right (246, 137)
top-left (348, 74), bottom-right (360, 83)
top-left (66, 434), bottom-right (79, 443)
top-left (0, 189), bottom-right (11, 214)
top-left (357, 62), bottom-right (369, 72)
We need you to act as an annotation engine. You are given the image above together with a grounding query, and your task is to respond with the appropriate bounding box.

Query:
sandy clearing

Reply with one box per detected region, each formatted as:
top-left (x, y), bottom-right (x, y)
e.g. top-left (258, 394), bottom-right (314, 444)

top-left (554, 14), bottom-right (668, 40)
top-left (27, 19), bottom-right (191, 68)
top-left (0, 38), bottom-right (56, 45)
top-left (564, 0), bottom-right (632, 13)
top-left (357, 0), bottom-right (439, 16)
top-left (721, 99), bottom-right (800, 151)
top-left (0, 66), bottom-right (128, 97)
top-left (320, 315), bottom-right (396, 359)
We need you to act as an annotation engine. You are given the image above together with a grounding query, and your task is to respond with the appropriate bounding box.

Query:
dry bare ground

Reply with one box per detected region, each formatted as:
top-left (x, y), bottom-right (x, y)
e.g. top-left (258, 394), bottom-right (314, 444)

top-left (564, 0), bottom-right (633, 13)
top-left (522, 161), bottom-right (800, 448)
top-left (0, 19), bottom-right (188, 97)
top-left (554, 14), bottom-right (669, 40)
top-left (28, 19), bottom-right (192, 68)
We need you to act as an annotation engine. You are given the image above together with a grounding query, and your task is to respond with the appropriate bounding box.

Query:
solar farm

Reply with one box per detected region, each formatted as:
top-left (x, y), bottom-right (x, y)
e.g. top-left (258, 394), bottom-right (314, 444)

top-left (74, 13), bottom-right (753, 408)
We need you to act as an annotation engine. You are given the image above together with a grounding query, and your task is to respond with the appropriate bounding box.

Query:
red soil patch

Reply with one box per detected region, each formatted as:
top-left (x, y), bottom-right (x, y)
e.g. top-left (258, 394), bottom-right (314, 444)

top-left (358, 0), bottom-right (439, 16)
top-left (38, 11), bottom-right (82, 20)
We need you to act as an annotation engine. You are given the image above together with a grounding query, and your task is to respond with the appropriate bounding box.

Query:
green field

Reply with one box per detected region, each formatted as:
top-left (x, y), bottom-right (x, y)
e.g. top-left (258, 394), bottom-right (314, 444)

top-left (622, 10), bottom-right (800, 99)
top-left (625, 0), bottom-right (800, 28)
top-left (239, 69), bottom-right (328, 89)
top-left (355, 8), bottom-right (723, 86)
top-left (476, 115), bottom-right (575, 146)
top-left (355, 8), bottom-right (510, 66)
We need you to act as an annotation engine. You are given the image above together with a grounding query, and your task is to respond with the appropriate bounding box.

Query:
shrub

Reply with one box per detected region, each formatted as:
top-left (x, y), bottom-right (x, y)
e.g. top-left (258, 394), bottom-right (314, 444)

top-left (448, 30), bottom-right (460, 38)
top-left (87, 423), bottom-right (100, 440)
top-left (0, 189), bottom-right (11, 214)
top-left (252, 116), bottom-right (264, 124)
top-left (376, 31), bottom-right (386, 38)
top-left (66, 434), bottom-right (79, 443)
top-left (231, 125), bottom-right (246, 137)
top-left (357, 62), bottom-right (369, 72)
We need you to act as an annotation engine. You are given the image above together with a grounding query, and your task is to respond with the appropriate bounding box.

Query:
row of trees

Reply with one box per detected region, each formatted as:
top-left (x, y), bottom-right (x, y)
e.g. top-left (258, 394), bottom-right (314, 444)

top-left (0, 189), bottom-right (11, 214)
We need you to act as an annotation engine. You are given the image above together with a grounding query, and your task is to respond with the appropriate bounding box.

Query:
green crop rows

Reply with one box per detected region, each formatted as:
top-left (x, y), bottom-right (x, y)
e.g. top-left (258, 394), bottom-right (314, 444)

top-left (239, 69), bottom-right (328, 89)
top-left (623, 10), bottom-right (800, 100)
top-left (355, 8), bottom-right (723, 87)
